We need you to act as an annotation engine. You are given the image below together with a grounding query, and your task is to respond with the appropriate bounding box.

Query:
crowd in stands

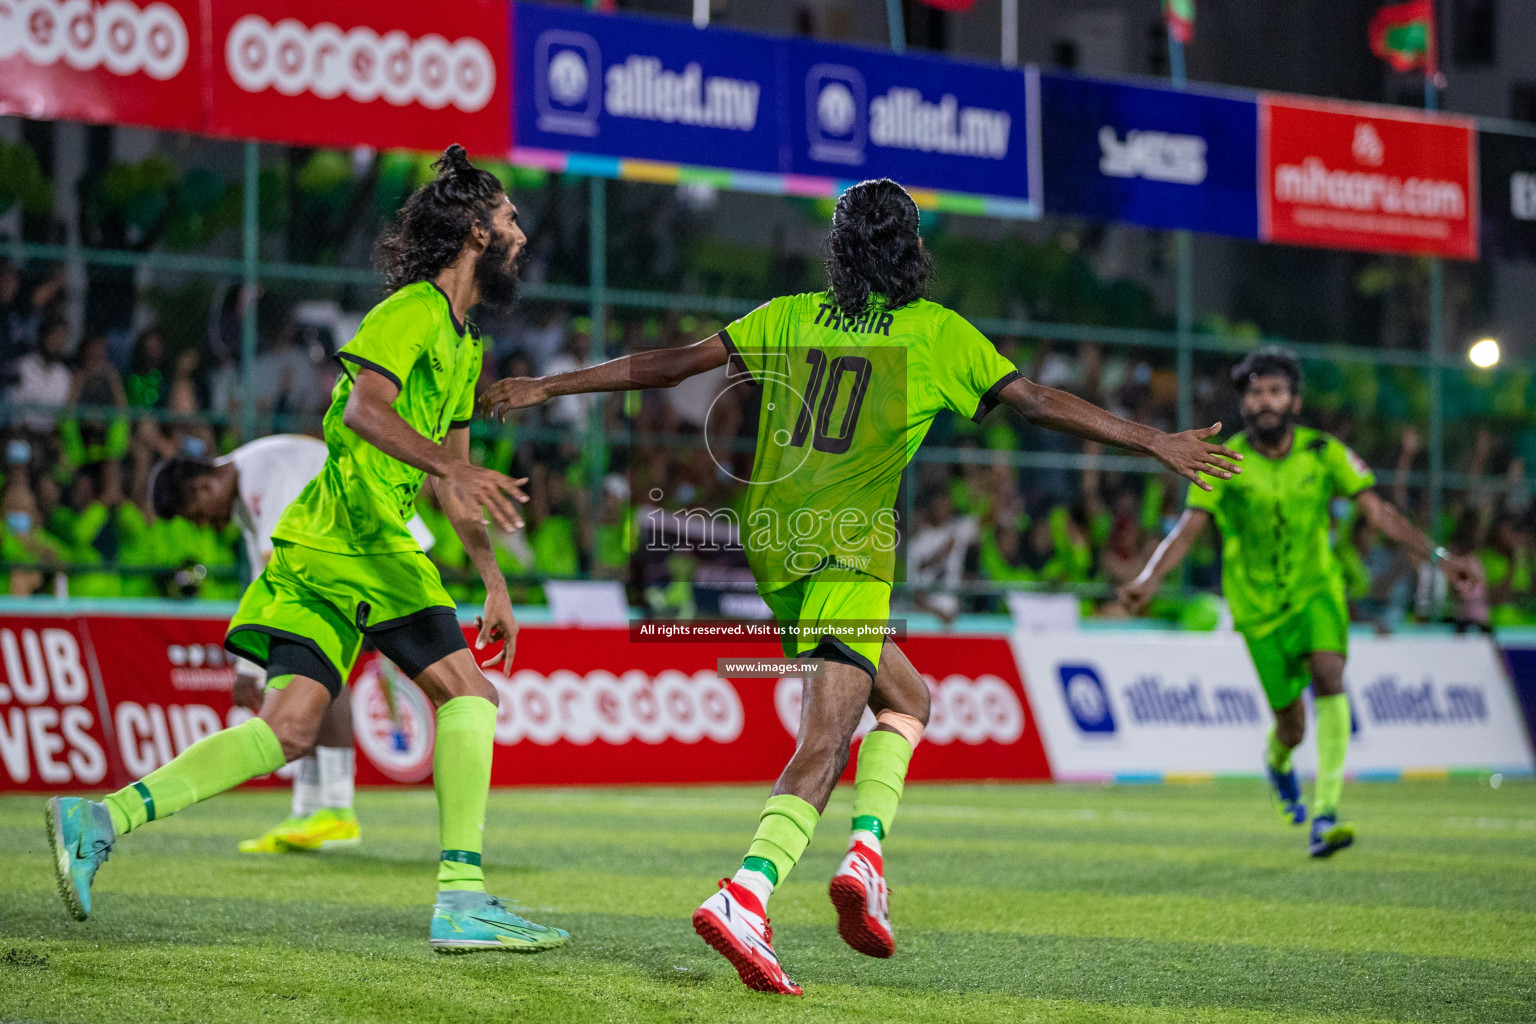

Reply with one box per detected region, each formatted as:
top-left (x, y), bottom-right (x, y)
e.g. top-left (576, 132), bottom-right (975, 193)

top-left (4, 254), bottom-right (1535, 632)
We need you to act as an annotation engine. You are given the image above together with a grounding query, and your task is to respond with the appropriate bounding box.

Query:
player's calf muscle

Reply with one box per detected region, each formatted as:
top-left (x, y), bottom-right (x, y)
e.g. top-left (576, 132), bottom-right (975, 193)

top-left (413, 649), bottom-right (500, 707)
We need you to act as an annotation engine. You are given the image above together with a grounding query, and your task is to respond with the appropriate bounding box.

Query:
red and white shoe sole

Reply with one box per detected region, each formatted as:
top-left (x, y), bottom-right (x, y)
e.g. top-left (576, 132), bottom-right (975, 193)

top-left (828, 874), bottom-right (895, 958)
top-left (691, 907), bottom-right (802, 995)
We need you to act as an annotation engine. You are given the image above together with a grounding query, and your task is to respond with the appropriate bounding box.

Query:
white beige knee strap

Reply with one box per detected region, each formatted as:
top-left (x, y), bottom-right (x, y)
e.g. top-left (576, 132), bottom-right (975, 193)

top-left (875, 709), bottom-right (925, 748)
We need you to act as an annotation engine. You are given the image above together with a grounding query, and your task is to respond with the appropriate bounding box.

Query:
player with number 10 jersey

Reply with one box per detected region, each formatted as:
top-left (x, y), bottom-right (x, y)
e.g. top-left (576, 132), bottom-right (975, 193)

top-left (479, 177), bottom-right (1241, 994)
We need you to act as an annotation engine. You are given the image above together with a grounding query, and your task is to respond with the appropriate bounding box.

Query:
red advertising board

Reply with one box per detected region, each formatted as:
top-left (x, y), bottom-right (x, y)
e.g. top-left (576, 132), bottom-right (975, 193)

top-left (0, 0), bottom-right (203, 130)
top-left (1260, 95), bottom-right (1478, 259)
top-left (0, 614), bottom-right (1051, 792)
top-left (204, 0), bottom-right (510, 154)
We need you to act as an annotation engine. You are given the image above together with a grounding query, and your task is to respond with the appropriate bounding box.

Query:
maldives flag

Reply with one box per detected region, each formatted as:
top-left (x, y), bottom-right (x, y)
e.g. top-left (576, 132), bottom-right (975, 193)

top-left (1161, 0), bottom-right (1194, 45)
top-left (1370, 0), bottom-right (1436, 73)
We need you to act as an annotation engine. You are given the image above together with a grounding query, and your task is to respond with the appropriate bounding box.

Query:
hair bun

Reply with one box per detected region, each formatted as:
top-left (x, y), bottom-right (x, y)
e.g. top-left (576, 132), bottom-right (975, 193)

top-left (435, 144), bottom-right (473, 175)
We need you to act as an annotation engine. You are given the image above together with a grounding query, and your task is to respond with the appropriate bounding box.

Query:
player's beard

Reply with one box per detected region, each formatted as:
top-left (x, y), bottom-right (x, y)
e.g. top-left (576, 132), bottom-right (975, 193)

top-left (1242, 406), bottom-right (1292, 447)
top-left (474, 232), bottom-right (526, 314)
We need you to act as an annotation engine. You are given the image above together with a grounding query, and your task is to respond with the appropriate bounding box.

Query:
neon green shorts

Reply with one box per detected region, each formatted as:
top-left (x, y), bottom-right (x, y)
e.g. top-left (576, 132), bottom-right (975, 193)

top-left (225, 540), bottom-right (458, 694)
top-left (1241, 593), bottom-right (1349, 711)
top-left (761, 565), bottom-right (891, 678)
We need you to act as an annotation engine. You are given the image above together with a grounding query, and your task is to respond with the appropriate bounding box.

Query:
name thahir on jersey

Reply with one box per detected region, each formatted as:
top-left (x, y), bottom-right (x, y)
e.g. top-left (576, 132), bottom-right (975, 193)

top-left (813, 303), bottom-right (895, 336)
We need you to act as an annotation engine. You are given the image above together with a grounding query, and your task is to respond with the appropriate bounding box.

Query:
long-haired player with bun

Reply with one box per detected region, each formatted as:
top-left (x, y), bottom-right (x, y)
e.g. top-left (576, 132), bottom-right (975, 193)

top-left (480, 177), bottom-right (1242, 993)
top-left (46, 146), bottom-right (570, 954)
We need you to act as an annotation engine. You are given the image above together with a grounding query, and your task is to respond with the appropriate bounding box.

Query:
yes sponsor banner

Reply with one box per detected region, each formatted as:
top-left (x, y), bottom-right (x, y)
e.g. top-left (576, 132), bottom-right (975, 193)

top-left (205, 0), bottom-right (509, 153)
top-left (783, 37), bottom-right (1039, 208)
top-left (1260, 96), bottom-right (1478, 259)
top-left (1040, 74), bottom-right (1259, 238)
top-left (1479, 128), bottom-right (1536, 262)
top-left (0, 0), bottom-right (202, 129)
top-left (512, 1), bottom-right (778, 174)
top-left (1014, 631), bottom-right (1533, 780)
top-left (0, 612), bottom-right (1049, 791)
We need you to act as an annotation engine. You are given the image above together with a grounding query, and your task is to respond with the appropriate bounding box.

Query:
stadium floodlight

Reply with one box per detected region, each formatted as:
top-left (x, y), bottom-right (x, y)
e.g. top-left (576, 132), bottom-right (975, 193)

top-left (1469, 337), bottom-right (1500, 368)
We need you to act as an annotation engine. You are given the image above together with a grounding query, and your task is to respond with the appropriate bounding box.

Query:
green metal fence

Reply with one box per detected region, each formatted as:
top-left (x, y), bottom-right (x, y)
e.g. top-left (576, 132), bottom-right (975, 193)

top-left (1, 128), bottom-right (1525, 611)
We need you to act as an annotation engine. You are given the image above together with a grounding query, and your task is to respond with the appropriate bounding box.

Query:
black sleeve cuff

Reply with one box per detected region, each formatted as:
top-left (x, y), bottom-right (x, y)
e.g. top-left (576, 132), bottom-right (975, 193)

top-left (336, 353), bottom-right (403, 391)
top-left (717, 328), bottom-right (756, 385)
top-left (449, 418), bottom-right (473, 430)
top-left (972, 369), bottom-right (1024, 423)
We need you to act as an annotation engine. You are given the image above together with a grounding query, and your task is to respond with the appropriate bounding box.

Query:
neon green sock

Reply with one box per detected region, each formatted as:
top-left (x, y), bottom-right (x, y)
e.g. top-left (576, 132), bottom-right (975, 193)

top-left (1265, 727), bottom-right (1294, 774)
top-left (104, 718), bottom-right (284, 836)
top-left (851, 730), bottom-right (915, 839)
top-left (434, 696), bottom-right (498, 892)
top-left (1313, 694), bottom-right (1351, 816)
top-left (744, 794), bottom-right (820, 887)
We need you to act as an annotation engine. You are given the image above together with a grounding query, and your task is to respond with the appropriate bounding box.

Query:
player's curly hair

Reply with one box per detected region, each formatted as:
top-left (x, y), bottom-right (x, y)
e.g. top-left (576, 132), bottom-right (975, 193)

top-left (824, 178), bottom-right (933, 317)
top-left (373, 144), bottom-right (505, 294)
top-left (146, 455), bottom-right (216, 520)
top-left (1231, 346), bottom-right (1302, 395)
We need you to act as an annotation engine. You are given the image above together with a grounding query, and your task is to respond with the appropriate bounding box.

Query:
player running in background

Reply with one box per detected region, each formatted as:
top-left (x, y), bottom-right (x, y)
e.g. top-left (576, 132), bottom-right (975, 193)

top-left (1121, 348), bottom-right (1478, 857)
top-left (148, 434), bottom-right (438, 855)
top-left (46, 146), bottom-right (570, 953)
top-left (479, 177), bottom-right (1241, 994)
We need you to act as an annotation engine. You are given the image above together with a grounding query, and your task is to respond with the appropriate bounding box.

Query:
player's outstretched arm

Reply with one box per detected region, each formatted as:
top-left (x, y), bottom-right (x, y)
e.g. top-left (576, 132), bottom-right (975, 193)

top-left (1118, 508), bottom-right (1211, 614)
top-left (996, 377), bottom-right (1241, 490)
top-left (1354, 489), bottom-right (1480, 594)
top-left (480, 336), bottom-right (729, 421)
top-left (434, 426), bottom-right (520, 672)
top-left (344, 368), bottom-right (527, 532)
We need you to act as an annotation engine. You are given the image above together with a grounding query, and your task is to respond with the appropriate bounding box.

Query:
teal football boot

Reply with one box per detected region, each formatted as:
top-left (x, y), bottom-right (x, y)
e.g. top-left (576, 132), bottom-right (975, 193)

top-left (430, 890), bottom-right (570, 953)
top-left (46, 797), bottom-right (116, 921)
top-left (1309, 814), bottom-right (1356, 858)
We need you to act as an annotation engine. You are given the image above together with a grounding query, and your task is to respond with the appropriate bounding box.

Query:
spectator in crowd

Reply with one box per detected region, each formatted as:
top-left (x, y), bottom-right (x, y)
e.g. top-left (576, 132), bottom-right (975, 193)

top-left (10, 317), bottom-right (72, 437)
top-left (59, 332), bottom-right (130, 478)
top-left (909, 489), bottom-right (979, 623)
top-left (542, 317), bottom-right (594, 431)
top-left (125, 328), bottom-right (170, 409)
top-left (1, 464), bottom-right (62, 595)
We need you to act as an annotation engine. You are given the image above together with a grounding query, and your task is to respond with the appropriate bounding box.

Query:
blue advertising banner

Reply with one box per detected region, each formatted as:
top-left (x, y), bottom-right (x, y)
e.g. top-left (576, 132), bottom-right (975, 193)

top-left (513, 2), bottom-right (781, 174)
top-left (1040, 74), bottom-right (1259, 238)
top-left (782, 38), bottom-right (1040, 210)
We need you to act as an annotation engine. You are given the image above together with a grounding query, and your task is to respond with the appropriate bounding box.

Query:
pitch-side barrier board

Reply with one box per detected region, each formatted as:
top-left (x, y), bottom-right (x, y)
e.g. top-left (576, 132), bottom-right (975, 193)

top-left (0, 611), bottom-right (1529, 791)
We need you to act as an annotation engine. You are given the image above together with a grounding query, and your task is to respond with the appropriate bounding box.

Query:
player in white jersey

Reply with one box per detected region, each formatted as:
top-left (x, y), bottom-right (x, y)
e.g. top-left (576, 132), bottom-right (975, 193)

top-left (147, 435), bottom-right (435, 853)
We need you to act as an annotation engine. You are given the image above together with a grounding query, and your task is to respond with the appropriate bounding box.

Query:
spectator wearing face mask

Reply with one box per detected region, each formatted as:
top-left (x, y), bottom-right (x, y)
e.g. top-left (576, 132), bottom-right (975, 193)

top-left (1, 466), bottom-right (64, 596)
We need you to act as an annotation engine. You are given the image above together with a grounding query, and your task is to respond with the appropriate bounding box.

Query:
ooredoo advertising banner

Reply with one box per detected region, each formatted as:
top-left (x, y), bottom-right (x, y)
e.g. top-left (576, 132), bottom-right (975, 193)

top-left (205, 0), bottom-right (510, 154)
top-left (1260, 95), bottom-right (1479, 259)
top-left (0, 613), bottom-right (1051, 791)
top-left (1040, 73), bottom-right (1259, 238)
top-left (512, 1), bottom-right (780, 175)
top-left (1014, 631), bottom-right (1534, 780)
top-left (0, 0), bottom-right (203, 130)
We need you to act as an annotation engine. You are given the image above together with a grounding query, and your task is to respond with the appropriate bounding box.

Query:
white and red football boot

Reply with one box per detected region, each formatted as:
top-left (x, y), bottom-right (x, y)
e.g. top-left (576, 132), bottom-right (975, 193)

top-left (828, 841), bottom-right (894, 958)
top-left (692, 879), bottom-right (803, 995)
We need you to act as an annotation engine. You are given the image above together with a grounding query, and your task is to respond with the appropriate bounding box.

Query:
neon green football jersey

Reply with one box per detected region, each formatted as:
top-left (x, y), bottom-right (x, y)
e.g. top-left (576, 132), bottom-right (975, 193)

top-left (272, 281), bottom-right (482, 555)
top-left (721, 291), bottom-right (1019, 590)
top-left (1185, 425), bottom-right (1375, 636)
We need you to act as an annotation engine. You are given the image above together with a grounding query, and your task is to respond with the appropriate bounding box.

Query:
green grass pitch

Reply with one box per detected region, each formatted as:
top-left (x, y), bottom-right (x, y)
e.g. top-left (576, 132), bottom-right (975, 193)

top-left (1, 779), bottom-right (1532, 1023)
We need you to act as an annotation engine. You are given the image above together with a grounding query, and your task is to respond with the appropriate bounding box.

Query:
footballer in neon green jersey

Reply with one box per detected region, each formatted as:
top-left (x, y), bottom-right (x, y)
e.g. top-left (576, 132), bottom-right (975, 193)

top-left (482, 177), bottom-right (1242, 993)
top-left (1124, 347), bottom-right (1479, 858)
top-left (46, 145), bottom-right (570, 953)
